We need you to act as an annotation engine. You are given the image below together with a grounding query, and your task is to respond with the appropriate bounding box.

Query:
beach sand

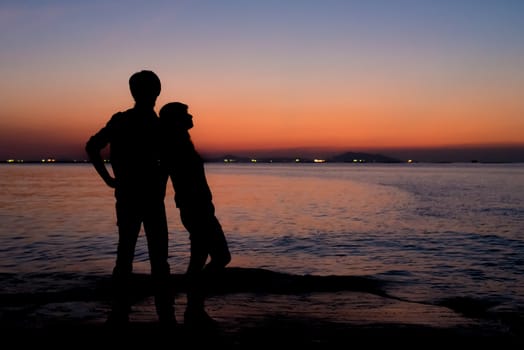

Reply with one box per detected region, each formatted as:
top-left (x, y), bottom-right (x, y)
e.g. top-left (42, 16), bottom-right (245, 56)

top-left (1, 268), bottom-right (522, 348)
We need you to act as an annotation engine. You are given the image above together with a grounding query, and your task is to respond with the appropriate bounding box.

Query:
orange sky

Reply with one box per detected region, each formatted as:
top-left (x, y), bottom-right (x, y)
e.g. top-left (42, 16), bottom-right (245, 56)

top-left (1, 1), bottom-right (523, 161)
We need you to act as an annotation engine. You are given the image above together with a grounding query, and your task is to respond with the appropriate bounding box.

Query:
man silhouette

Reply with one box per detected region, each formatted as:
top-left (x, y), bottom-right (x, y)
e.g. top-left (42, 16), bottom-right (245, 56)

top-left (85, 70), bottom-right (175, 325)
top-left (159, 102), bottom-right (231, 327)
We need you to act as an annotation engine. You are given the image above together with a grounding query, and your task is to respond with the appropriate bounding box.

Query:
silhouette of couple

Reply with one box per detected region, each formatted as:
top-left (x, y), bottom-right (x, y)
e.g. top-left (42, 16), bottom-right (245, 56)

top-left (85, 70), bottom-right (231, 328)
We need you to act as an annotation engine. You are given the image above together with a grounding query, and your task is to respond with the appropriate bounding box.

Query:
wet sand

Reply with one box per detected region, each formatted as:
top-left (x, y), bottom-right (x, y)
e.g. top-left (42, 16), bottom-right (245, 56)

top-left (1, 268), bottom-right (522, 347)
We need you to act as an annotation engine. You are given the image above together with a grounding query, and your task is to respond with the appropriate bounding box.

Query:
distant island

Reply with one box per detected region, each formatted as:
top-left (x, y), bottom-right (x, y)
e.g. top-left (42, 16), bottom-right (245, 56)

top-left (208, 152), bottom-right (402, 164)
top-left (1, 152), bottom-right (402, 164)
top-left (3, 147), bottom-right (524, 163)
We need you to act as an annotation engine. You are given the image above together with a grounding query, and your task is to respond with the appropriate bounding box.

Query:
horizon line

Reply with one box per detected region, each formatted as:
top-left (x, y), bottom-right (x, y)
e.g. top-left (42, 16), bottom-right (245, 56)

top-left (2, 144), bottom-right (524, 164)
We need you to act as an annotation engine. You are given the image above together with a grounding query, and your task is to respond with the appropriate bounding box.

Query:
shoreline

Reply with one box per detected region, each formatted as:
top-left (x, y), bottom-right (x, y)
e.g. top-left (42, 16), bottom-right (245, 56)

top-left (3, 294), bottom-right (521, 344)
top-left (1, 268), bottom-right (522, 347)
top-left (3, 291), bottom-right (521, 348)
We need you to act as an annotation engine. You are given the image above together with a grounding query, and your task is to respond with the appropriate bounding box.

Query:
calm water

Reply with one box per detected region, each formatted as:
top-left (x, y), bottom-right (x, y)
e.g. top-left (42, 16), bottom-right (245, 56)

top-left (1, 163), bottom-right (523, 313)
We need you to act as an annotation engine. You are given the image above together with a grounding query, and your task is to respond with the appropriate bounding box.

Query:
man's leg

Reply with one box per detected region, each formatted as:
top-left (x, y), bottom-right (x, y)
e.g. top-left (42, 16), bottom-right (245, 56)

top-left (108, 200), bottom-right (141, 324)
top-left (144, 202), bottom-right (175, 323)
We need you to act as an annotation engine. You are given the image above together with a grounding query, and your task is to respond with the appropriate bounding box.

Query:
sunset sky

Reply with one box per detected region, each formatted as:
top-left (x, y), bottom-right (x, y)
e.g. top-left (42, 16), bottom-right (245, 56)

top-left (1, 0), bottom-right (523, 161)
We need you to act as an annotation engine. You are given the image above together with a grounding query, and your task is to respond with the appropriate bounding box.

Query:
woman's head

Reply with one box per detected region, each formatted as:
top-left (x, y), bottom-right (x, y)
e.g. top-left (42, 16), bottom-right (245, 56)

top-left (159, 102), bottom-right (193, 130)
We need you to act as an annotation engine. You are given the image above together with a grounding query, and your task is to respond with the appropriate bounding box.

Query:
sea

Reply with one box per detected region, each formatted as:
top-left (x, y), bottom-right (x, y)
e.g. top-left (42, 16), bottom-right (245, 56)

top-left (0, 162), bottom-right (523, 321)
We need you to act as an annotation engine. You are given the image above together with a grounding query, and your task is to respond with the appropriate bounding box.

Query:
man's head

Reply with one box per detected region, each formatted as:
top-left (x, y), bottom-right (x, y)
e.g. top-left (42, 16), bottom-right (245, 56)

top-left (129, 70), bottom-right (161, 107)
